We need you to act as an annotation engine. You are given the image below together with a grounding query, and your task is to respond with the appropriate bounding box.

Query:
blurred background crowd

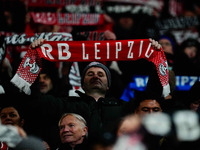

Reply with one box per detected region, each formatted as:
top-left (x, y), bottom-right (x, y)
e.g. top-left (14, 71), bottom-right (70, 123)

top-left (0, 0), bottom-right (200, 150)
top-left (1, 0), bottom-right (200, 106)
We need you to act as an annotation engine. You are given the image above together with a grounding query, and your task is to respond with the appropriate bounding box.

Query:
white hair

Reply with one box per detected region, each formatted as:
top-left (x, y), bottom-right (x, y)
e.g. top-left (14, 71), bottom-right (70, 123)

top-left (58, 113), bottom-right (87, 128)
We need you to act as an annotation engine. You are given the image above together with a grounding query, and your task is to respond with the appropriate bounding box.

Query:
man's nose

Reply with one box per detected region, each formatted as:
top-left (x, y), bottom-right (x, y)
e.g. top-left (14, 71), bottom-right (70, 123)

top-left (149, 109), bottom-right (154, 114)
top-left (92, 73), bottom-right (99, 78)
top-left (63, 126), bottom-right (70, 132)
top-left (39, 77), bottom-right (45, 82)
top-left (4, 115), bottom-right (11, 120)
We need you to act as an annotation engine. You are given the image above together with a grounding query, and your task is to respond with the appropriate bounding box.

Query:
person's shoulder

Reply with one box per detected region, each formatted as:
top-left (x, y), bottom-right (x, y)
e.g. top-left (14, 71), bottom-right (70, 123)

top-left (62, 96), bottom-right (82, 102)
top-left (105, 96), bottom-right (128, 105)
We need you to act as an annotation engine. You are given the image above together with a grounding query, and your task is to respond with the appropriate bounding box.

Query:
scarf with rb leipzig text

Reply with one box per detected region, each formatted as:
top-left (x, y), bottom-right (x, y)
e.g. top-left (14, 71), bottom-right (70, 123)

top-left (11, 39), bottom-right (170, 97)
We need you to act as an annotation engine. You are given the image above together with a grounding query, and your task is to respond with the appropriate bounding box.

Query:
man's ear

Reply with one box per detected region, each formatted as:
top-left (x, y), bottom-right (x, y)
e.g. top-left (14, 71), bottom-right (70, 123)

top-left (82, 126), bottom-right (88, 136)
top-left (107, 86), bottom-right (109, 90)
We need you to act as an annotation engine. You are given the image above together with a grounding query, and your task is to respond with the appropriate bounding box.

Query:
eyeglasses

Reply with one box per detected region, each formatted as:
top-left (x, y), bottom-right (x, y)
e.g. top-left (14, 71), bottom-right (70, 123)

top-left (159, 42), bottom-right (172, 47)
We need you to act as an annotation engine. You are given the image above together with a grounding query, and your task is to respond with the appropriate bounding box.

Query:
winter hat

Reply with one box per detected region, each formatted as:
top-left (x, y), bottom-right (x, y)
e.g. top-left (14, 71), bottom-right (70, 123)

top-left (181, 38), bottom-right (200, 50)
top-left (81, 62), bottom-right (111, 88)
top-left (159, 35), bottom-right (175, 53)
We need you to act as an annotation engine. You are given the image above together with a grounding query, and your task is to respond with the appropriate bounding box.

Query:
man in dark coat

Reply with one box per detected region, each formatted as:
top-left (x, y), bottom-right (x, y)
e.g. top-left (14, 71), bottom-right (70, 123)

top-left (4, 38), bottom-right (163, 149)
top-left (22, 59), bottom-right (129, 149)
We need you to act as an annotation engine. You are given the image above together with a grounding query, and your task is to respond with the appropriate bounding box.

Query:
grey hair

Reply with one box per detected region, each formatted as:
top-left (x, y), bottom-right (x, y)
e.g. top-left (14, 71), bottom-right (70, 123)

top-left (58, 113), bottom-right (87, 128)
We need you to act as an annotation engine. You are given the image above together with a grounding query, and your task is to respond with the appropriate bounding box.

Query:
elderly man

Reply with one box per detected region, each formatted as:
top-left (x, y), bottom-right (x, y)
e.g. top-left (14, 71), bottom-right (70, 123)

top-left (56, 113), bottom-right (88, 150)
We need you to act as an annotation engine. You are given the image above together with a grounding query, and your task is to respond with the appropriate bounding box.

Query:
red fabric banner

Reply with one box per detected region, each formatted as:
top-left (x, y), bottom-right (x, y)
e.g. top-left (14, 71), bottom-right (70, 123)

top-left (36, 40), bottom-right (159, 62)
top-left (30, 12), bottom-right (104, 26)
top-left (11, 39), bottom-right (169, 96)
top-left (0, 142), bottom-right (8, 150)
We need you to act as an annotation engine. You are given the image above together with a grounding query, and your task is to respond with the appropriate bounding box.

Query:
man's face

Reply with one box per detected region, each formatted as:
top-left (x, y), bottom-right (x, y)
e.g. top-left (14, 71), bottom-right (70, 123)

top-left (159, 39), bottom-right (173, 55)
top-left (39, 73), bottom-right (53, 94)
top-left (184, 46), bottom-right (197, 59)
top-left (135, 99), bottom-right (162, 116)
top-left (117, 115), bottom-right (141, 137)
top-left (190, 99), bottom-right (200, 111)
top-left (82, 67), bottom-right (109, 93)
top-left (59, 115), bottom-right (87, 145)
top-left (119, 16), bottom-right (134, 29)
top-left (0, 107), bottom-right (23, 126)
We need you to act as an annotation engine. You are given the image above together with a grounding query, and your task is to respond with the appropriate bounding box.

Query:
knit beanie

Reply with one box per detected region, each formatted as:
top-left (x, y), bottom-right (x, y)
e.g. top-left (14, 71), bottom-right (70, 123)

top-left (159, 35), bottom-right (175, 53)
top-left (181, 38), bottom-right (200, 50)
top-left (81, 62), bottom-right (111, 88)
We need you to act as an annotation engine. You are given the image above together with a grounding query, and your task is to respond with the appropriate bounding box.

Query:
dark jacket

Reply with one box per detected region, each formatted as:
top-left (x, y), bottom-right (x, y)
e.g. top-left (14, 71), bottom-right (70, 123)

top-left (23, 90), bottom-right (128, 149)
top-left (56, 138), bottom-right (88, 150)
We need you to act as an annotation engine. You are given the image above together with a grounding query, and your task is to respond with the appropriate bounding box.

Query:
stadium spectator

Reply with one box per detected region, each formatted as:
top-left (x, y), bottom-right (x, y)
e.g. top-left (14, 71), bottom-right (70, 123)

top-left (174, 38), bottom-right (200, 76)
top-left (158, 32), bottom-right (177, 71)
top-left (56, 113), bottom-right (88, 150)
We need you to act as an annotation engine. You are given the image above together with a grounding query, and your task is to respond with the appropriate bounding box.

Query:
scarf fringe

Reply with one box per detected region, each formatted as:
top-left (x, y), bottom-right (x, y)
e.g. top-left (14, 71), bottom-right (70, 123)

top-left (10, 74), bottom-right (31, 95)
top-left (162, 83), bottom-right (170, 98)
top-left (0, 85), bottom-right (5, 94)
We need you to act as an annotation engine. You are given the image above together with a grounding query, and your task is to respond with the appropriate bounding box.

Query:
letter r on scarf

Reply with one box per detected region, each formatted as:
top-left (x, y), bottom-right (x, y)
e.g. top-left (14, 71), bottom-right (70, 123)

top-left (41, 44), bottom-right (54, 60)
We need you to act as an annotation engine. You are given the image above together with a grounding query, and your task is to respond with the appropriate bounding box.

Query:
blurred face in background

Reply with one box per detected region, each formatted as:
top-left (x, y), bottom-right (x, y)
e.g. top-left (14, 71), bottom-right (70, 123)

top-left (134, 99), bottom-right (162, 116)
top-left (4, 11), bottom-right (13, 26)
top-left (119, 16), bottom-right (134, 30)
top-left (117, 114), bottom-right (141, 137)
top-left (190, 99), bottom-right (200, 111)
top-left (159, 39), bottom-right (173, 55)
top-left (0, 107), bottom-right (24, 127)
top-left (184, 46), bottom-right (197, 59)
top-left (39, 73), bottom-right (53, 94)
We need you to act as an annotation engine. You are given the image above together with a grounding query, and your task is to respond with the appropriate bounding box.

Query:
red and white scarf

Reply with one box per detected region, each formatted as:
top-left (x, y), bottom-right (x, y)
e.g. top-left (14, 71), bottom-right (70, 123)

top-left (11, 39), bottom-right (170, 97)
top-left (30, 12), bottom-right (104, 26)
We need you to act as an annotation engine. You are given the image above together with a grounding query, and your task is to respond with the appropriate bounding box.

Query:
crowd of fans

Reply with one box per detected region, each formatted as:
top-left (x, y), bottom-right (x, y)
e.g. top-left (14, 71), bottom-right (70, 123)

top-left (0, 0), bottom-right (200, 150)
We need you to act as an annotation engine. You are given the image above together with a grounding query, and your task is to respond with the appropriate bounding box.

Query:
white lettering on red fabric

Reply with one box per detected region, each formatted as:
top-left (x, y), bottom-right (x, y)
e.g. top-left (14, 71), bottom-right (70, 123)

top-left (107, 42), bottom-right (110, 59)
top-left (116, 42), bottom-right (121, 59)
top-left (82, 43), bottom-right (89, 60)
top-left (40, 40), bottom-right (155, 61)
top-left (95, 43), bottom-right (101, 59)
top-left (127, 41), bottom-right (134, 58)
top-left (58, 43), bottom-right (71, 60)
top-left (145, 43), bottom-right (154, 58)
top-left (139, 40), bottom-right (143, 57)
top-left (41, 44), bottom-right (54, 60)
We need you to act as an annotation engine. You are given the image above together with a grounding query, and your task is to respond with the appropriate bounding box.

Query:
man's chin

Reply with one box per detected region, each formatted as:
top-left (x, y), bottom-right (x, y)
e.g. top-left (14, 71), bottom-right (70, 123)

top-left (40, 89), bottom-right (48, 94)
top-left (91, 85), bottom-right (102, 89)
top-left (62, 137), bottom-right (73, 143)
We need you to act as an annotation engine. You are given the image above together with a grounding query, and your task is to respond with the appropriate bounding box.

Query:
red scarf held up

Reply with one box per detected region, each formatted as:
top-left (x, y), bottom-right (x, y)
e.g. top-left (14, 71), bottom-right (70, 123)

top-left (11, 39), bottom-right (170, 97)
top-left (30, 12), bottom-right (104, 26)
